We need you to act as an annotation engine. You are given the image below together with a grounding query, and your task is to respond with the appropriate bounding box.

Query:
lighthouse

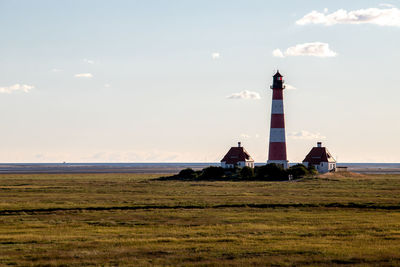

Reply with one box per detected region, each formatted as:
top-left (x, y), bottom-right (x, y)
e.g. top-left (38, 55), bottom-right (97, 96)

top-left (267, 71), bottom-right (288, 169)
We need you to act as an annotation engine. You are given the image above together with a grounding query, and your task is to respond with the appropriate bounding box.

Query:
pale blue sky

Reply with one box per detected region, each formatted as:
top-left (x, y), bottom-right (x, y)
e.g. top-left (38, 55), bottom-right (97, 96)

top-left (0, 0), bottom-right (399, 163)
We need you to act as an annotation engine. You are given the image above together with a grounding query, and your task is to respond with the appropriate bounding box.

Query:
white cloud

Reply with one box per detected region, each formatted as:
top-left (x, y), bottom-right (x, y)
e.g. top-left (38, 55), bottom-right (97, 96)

top-left (212, 52), bottom-right (220, 60)
top-left (379, 3), bottom-right (395, 8)
top-left (288, 130), bottom-right (326, 140)
top-left (272, 49), bottom-right (285, 58)
top-left (104, 83), bottom-right (111, 88)
top-left (285, 42), bottom-right (337, 57)
top-left (273, 42), bottom-right (337, 58)
top-left (285, 84), bottom-right (297, 90)
top-left (0, 84), bottom-right (34, 94)
top-left (227, 90), bottom-right (261, 100)
top-left (296, 7), bottom-right (400, 27)
top-left (240, 134), bottom-right (251, 139)
top-left (51, 68), bottom-right (62, 72)
top-left (84, 58), bottom-right (95, 64)
top-left (74, 73), bottom-right (93, 78)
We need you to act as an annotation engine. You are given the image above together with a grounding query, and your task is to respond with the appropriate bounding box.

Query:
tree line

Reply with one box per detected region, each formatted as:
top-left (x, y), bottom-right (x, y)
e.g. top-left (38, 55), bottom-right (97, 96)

top-left (165, 163), bottom-right (318, 181)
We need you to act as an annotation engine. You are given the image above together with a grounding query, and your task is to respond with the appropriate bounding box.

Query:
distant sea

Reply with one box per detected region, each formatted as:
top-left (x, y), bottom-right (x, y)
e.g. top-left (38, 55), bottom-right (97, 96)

top-left (0, 163), bottom-right (400, 174)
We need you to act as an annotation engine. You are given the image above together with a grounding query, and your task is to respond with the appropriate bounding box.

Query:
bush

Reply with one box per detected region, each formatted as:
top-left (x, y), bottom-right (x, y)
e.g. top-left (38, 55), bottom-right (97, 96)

top-left (240, 166), bottom-right (254, 180)
top-left (223, 166), bottom-right (240, 179)
top-left (255, 163), bottom-right (287, 180)
top-left (307, 165), bottom-right (318, 175)
top-left (178, 168), bottom-right (197, 179)
top-left (200, 166), bottom-right (225, 180)
top-left (287, 164), bottom-right (309, 178)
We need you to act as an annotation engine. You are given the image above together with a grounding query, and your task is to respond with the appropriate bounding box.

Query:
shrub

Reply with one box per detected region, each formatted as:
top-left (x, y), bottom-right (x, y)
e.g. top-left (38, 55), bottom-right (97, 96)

top-left (240, 166), bottom-right (254, 180)
top-left (307, 165), bottom-right (318, 175)
top-left (178, 168), bottom-right (197, 179)
top-left (255, 163), bottom-right (287, 180)
top-left (223, 166), bottom-right (240, 177)
top-left (287, 164), bottom-right (309, 178)
top-left (200, 166), bottom-right (225, 180)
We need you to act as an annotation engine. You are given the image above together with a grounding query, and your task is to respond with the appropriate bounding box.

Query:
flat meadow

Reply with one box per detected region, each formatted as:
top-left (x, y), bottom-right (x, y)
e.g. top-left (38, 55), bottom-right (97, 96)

top-left (1, 172), bottom-right (400, 266)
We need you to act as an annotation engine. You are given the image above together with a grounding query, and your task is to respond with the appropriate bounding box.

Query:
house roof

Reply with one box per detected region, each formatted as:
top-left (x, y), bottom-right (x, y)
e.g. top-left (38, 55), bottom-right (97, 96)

top-left (302, 146), bottom-right (336, 164)
top-left (273, 71), bottom-right (283, 77)
top-left (221, 146), bottom-right (254, 164)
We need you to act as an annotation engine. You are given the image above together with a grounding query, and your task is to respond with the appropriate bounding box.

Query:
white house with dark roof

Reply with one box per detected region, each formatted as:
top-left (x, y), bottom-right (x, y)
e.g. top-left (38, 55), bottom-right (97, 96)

top-left (221, 142), bottom-right (254, 168)
top-left (302, 142), bottom-right (336, 173)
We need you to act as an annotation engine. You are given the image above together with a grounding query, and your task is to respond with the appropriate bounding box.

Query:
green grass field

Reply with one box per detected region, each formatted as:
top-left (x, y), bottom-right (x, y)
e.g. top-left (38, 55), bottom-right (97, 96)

top-left (1, 172), bottom-right (400, 266)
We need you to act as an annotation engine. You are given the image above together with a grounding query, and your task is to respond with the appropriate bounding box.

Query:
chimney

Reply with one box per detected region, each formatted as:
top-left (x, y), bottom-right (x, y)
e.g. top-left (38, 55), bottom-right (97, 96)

top-left (238, 142), bottom-right (241, 147)
top-left (317, 142), bottom-right (322, 148)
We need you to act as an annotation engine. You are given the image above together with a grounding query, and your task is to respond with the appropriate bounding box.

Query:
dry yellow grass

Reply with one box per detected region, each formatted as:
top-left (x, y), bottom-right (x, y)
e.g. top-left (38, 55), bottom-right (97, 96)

top-left (1, 173), bottom-right (400, 266)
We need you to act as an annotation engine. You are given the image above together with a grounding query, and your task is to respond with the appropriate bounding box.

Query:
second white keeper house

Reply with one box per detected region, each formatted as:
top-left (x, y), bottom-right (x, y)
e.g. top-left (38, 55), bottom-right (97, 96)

top-left (221, 142), bottom-right (254, 168)
top-left (302, 142), bottom-right (336, 173)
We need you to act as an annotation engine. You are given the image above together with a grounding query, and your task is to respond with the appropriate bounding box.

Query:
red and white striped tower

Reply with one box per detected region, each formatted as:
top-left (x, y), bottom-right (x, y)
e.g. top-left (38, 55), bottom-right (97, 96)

top-left (267, 71), bottom-right (288, 169)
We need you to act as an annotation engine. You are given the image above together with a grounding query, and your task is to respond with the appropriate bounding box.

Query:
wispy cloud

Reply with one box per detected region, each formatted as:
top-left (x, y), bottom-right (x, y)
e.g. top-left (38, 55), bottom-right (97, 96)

top-left (288, 130), bottom-right (326, 140)
top-left (0, 84), bottom-right (34, 94)
top-left (227, 90), bottom-right (261, 100)
top-left (297, 7), bottom-right (400, 27)
top-left (84, 150), bottom-right (191, 162)
top-left (273, 42), bottom-right (337, 58)
top-left (240, 133), bottom-right (251, 139)
top-left (239, 133), bottom-right (261, 139)
top-left (379, 3), bottom-right (395, 8)
top-left (285, 84), bottom-right (297, 90)
top-left (212, 52), bottom-right (220, 60)
top-left (83, 58), bottom-right (95, 64)
top-left (104, 83), bottom-right (111, 88)
top-left (74, 73), bottom-right (93, 78)
top-left (51, 68), bottom-right (62, 72)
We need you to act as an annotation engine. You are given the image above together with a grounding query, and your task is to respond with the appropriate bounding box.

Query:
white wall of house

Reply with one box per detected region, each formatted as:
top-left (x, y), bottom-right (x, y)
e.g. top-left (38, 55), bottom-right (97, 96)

top-left (242, 161), bottom-right (254, 168)
top-left (319, 162), bottom-right (329, 173)
top-left (246, 162), bottom-right (254, 168)
top-left (303, 161), bottom-right (336, 173)
top-left (328, 162), bottom-right (336, 172)
top-left (221, 161), bottom-right (254, 169)
top-left (221, 161), bottom-right (235, 168)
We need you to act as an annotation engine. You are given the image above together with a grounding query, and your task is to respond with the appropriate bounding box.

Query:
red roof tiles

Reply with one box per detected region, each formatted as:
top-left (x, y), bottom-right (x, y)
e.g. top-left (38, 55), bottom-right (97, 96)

top-left (221, 147), bottom-right (254, 164)
top-left (302, 146), bottom-right (336, 165)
